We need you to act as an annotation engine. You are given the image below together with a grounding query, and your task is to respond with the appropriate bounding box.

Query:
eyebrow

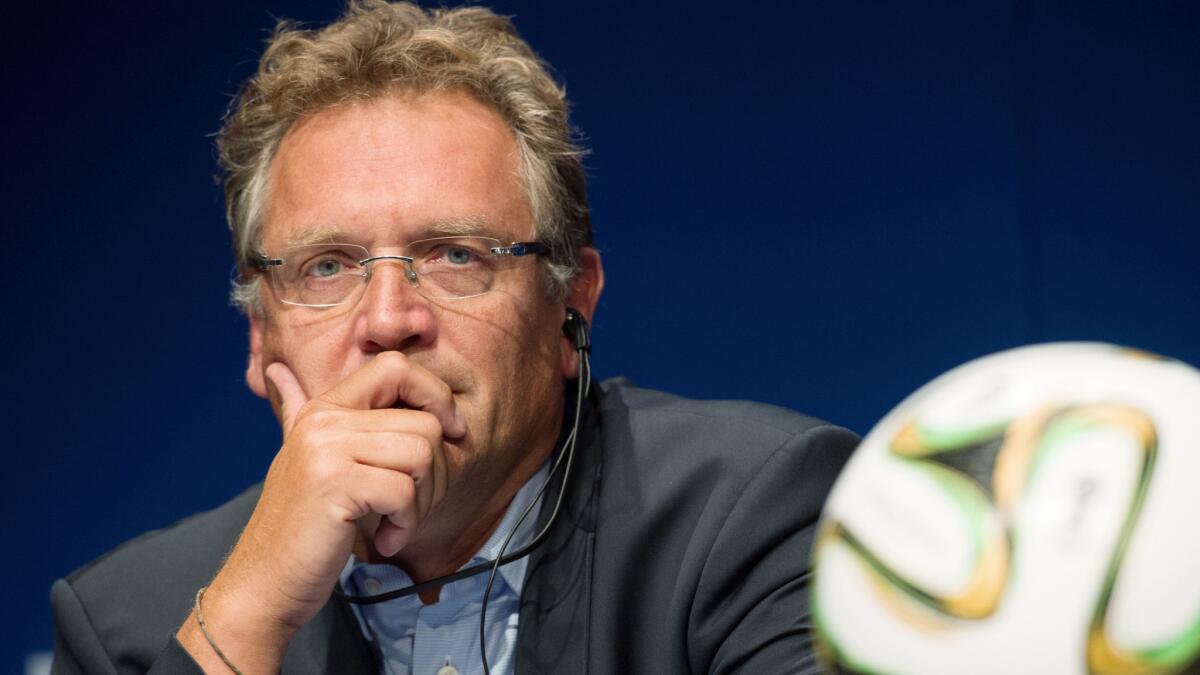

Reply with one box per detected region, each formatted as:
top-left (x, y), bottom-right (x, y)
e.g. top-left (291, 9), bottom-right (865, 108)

top-left (423, 216), bottom-right (492, 237)
top-left (285, 226), bottom-right (344, 248)
top-left (283, 216), bottom-right (500, 248)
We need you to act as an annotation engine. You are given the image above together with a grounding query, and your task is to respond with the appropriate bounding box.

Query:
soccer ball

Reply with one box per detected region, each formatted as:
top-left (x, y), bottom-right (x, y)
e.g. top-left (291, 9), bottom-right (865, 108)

top-left (811, 343), bottom-right (1200, 675)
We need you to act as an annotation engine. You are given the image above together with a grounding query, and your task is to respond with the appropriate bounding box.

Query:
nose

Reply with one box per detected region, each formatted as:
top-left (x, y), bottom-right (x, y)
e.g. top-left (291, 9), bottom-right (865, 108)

top-left (353, 258), bottom-right (438, 354)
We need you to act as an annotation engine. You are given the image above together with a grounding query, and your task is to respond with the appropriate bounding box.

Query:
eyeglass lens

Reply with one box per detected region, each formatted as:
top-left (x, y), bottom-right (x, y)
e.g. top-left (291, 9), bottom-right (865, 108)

top-left (268, 237), bottom-right (519, 306)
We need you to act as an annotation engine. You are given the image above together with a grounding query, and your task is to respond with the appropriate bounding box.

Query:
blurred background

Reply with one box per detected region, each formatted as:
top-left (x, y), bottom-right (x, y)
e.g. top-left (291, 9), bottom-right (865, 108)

top-left (6, 0), bottom-right (1198, 670)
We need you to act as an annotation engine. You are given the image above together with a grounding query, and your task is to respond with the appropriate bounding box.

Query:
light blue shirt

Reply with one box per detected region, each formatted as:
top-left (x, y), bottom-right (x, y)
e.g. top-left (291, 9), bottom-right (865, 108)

top-left (340, 462), bottom-right (549, 675)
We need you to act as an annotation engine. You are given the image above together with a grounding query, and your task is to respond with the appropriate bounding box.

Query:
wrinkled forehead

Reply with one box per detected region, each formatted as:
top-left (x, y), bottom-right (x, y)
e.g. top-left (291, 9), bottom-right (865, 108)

top-left (258, 91), bottom-right (535, 252)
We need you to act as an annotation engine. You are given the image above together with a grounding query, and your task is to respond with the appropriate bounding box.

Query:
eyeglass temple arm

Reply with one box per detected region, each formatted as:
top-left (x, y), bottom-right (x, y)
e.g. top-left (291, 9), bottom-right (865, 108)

top-left (256, 257), bottom-right (284, 271)
top-left (491, 242), bottom-right (547, 257)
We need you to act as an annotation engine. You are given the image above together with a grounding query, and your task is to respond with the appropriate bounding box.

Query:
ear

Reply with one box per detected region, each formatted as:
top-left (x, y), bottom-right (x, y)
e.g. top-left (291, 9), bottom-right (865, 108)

top-left (560, 246), bottom-right (605, 379)
top-left (246, 314), bottom-right (269, 399)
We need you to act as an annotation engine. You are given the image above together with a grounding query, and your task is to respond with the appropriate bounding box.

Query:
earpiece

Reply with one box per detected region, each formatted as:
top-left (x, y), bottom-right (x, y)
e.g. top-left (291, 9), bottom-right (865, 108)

top-left (562, 307), bottom-right (591, 353)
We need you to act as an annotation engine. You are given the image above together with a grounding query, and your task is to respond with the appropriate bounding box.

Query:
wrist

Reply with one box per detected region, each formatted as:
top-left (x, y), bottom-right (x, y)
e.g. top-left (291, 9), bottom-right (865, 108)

top-left (177, 582), bottom-right (295, 674)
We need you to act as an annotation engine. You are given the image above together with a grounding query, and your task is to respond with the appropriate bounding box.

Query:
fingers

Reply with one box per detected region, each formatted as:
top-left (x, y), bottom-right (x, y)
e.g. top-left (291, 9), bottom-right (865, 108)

top-left (319, 407), bottom-right (443, 438)
top-left (266, 361), bottom-right (310, 434)
top-left (376, 511), bottom-right (418, 557)
top-left (342, 464), bottom-right (421, 557)
top-left (346, 428), bottom-right (448, 522)
top-left (261, 353), bottom-right (457, 563)
top-left (287, 407), bottom-right (447, 529)
top-left (321, 352), bottom-right (467, 438)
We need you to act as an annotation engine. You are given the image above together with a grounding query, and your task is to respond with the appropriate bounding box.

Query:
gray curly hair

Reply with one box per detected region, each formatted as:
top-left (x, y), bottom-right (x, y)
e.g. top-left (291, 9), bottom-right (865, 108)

top-left (220, 0), bottom-right (591, 314)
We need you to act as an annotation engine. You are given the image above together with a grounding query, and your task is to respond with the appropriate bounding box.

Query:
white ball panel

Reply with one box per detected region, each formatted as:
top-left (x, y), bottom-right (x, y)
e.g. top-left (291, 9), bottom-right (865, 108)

top-left (813, 343), bottom-right (1200, 674)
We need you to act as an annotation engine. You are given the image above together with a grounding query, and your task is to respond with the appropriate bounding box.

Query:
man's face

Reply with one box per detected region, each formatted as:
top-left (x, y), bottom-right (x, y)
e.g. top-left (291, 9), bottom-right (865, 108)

top-left (245, 90), bottom-right (600, 528)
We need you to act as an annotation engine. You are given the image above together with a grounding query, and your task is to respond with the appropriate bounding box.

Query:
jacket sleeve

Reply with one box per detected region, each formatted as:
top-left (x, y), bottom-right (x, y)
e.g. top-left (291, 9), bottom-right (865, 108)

top-left (689, 423), bottom-right (859, 674)
top-left (51, 578), bottom-right (205, 675)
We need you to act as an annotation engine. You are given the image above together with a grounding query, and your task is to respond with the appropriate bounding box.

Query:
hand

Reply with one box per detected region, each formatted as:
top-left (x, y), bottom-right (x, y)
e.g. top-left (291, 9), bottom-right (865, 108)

top-left (177, 352), bottom-right (465, 673)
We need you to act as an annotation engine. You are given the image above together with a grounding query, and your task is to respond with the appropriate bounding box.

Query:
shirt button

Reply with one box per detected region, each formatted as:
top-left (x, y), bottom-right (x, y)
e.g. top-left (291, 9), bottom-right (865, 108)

top-left (363, 577), bottom-right (383, 595)
top-left (437, 659), bottom-right (459, 675)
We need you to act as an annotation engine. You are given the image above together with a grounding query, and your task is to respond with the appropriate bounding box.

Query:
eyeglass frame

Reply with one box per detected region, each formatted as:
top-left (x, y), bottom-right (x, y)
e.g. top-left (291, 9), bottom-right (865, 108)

top-left (253, 236), bottom-right (548, 308)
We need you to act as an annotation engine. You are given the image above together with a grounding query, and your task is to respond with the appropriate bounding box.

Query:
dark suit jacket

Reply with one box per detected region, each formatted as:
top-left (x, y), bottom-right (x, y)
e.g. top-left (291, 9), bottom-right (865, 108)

top-left (51, 380), bottom-right (858, 674)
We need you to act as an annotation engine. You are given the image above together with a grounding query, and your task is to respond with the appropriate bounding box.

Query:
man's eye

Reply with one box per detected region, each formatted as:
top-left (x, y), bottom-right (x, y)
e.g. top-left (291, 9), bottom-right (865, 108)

top-left (443, 246), bottom-right (478, 265)
top-left (314, 260), bottom-right (343, 276)
top-left (307, 258), bottom-right (345, 277)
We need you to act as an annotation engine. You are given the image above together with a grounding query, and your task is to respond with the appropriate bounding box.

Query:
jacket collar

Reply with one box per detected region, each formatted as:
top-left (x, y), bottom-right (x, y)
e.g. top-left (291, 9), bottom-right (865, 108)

top-left (514, 381), bottom-right (603, 674)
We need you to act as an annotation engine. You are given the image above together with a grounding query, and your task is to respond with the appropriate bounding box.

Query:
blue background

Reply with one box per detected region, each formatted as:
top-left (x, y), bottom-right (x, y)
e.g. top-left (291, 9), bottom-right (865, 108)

top-left (6, 1), bottom-right (1198, 668)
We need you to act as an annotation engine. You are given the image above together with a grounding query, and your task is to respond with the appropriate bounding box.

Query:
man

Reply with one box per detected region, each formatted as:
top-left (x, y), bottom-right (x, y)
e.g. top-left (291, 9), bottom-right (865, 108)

top-left (50, 2), bottom-right (858, 673)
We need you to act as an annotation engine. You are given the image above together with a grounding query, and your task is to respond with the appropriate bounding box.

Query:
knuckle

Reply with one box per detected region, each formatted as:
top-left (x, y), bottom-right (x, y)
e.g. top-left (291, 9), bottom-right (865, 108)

top-left (390, 472), bottom-right (416, 506)
top-left (409, 436), bottom-right (434, 466)
top-left (329, 491), bottom-right (365, 522)
top-left (414, 411), bottom-right (442, 439)
top-left (304, 408), bottom-right (340, 431)
top-left (305, 451), bottom-right (343, 484)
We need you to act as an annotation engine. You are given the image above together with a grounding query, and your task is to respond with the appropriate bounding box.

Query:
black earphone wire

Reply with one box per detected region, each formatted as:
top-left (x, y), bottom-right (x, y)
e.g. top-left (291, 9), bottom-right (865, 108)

top-left (479, 346), bottom-right (590, 674)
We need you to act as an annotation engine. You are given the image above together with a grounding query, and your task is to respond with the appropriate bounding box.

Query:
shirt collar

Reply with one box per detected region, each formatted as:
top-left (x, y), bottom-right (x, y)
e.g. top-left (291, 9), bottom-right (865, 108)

top-left (473, 459), bottom-right (550, 595)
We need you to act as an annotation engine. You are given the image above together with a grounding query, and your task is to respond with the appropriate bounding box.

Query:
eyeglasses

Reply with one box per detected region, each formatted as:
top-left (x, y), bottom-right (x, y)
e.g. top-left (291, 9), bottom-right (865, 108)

top-left (255, 236), bottom-right (547, 307)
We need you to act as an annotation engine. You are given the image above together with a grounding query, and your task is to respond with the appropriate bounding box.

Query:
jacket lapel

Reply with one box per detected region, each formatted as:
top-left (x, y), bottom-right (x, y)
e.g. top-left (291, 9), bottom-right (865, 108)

top-left (516, 386), bottom-right (602, 674)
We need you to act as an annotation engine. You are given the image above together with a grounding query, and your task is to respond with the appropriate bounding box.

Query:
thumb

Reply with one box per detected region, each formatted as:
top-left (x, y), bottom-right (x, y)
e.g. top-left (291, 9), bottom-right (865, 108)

top-left (265, 361), bottom-right (309, 434)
